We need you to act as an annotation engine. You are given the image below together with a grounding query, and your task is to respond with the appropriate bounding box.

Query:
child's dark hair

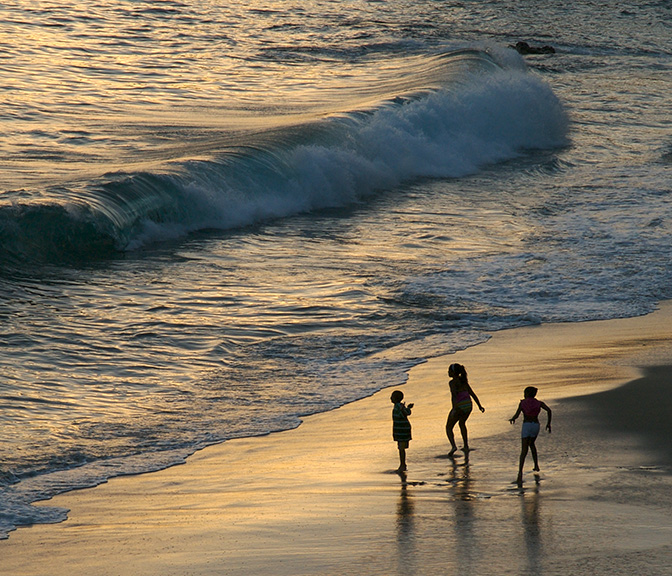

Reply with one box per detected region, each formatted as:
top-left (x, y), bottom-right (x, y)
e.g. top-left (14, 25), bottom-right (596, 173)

top-left (524, 386), bottom-right (538, 398)
top-left (390, 390), bottom-right (404, 403)
top-left (448, 363), bottom-right (468, 384)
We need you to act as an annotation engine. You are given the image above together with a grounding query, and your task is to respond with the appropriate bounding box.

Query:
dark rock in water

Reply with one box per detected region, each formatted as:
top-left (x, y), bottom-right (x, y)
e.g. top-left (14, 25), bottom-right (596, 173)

top-left (511, 41), bottom-right (556, 55)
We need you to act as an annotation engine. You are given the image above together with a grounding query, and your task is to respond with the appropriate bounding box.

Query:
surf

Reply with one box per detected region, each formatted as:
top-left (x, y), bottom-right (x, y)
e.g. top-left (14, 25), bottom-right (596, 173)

top-left (0, 49), bottom-right (569, 265)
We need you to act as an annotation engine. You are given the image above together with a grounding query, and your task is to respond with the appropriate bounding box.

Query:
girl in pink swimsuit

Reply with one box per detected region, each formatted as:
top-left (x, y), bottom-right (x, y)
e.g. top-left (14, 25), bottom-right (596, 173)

top-left (445, 363), bottom-right (485, 458)
top-left (509, 386), bottom-right (552, 484)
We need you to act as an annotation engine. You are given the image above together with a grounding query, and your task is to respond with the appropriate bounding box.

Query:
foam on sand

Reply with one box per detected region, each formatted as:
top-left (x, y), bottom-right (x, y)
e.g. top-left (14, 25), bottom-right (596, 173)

top-left (3, 304), bottom-right (672, 575)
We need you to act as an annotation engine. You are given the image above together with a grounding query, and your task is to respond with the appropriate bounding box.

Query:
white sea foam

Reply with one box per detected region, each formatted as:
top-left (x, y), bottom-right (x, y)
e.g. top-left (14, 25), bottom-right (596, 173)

top-left (1, 0), bottom-right (671, 542)
top-left (127, 60), bottom-right (568, 250)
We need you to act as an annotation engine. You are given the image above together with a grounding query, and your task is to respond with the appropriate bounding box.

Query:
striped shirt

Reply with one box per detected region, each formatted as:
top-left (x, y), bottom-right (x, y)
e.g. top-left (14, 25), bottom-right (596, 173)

top-left (392, 403), bottom-right (412, 441)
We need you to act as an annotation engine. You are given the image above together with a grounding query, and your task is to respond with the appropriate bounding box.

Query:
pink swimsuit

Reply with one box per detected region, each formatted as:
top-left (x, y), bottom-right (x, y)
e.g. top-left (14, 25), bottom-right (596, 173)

top-left (454, 390), bottom-right (472, 415)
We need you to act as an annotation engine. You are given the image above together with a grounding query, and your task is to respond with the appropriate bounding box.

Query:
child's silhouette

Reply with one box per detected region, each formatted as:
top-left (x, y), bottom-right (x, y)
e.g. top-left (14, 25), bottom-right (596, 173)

top-left (445, 363), bottom-right (484, 457)
top-left (391, 390), bottom-right (413, 472)
top-left (510, 386), bottom-right (552, 485)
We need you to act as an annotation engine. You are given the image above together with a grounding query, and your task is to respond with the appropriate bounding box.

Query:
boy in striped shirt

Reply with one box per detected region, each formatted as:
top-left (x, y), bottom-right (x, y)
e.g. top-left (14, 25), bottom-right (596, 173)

top-left (391, 390), bottom-right (414, 472)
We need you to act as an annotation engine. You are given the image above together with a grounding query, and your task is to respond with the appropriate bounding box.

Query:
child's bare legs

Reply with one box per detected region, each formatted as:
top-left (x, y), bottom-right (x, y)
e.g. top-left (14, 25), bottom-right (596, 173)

top-left (458, 419), bottom-right (470, 452)
top-left (446, 411), bottom-right (471, 457)
top-left (397, 444), bottom-right (407, 472)
top-left (517, 437), bottom-right (532, 484)
top-left (530, 439), bottom-right (540, 471)
top-left (445, 411), bottom-right (459, 457)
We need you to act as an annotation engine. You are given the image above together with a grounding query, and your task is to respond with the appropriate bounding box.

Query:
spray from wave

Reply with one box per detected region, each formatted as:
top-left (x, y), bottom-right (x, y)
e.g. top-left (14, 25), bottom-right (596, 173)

top-left (0, 49), bottom-right (568, 263)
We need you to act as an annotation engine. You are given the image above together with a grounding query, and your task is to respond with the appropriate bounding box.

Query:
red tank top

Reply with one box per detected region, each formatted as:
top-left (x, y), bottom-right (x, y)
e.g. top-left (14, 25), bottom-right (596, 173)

top-left (521, 398), bottom-right (541, 419)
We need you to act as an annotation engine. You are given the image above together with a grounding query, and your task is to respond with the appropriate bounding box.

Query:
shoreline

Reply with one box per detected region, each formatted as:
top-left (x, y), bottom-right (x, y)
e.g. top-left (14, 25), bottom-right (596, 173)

top-left (3, 303), bottom-right (672, 575)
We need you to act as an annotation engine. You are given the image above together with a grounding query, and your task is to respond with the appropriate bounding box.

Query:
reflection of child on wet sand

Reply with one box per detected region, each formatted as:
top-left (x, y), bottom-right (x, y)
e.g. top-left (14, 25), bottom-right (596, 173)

top-left (509, 386), bottom-right (552, 485)
top-left (391, 390), bottom-right (413, 472)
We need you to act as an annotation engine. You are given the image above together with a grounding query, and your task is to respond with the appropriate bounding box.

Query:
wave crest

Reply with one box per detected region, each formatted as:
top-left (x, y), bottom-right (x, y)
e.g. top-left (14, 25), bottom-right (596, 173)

top-left (0, 49), bottom-right (569, 263)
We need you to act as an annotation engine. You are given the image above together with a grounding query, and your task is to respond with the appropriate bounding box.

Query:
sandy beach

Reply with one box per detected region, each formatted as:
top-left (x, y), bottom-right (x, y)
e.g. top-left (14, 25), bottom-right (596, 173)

top-left (4, 303), bottom-right (672, 575)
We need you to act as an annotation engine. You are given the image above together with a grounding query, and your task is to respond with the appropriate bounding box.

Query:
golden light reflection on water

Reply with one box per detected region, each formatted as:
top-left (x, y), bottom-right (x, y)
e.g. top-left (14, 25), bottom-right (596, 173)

top-left (1, 0), bottom-right (455, 190)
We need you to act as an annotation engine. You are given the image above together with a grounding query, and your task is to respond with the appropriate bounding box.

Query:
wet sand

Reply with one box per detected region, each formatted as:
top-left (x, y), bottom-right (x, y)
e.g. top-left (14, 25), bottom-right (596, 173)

top-left (3, 303), bottom-right (672, 575)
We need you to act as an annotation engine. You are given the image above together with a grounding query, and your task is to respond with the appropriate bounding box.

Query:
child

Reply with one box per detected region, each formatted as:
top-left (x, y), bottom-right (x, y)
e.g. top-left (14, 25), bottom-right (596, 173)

top-left (509, 386), bottom-right (552, 485)
top-left (445, 363), bottom-right (485, 457)
top-left (390, 390), bottom-right (413, 472)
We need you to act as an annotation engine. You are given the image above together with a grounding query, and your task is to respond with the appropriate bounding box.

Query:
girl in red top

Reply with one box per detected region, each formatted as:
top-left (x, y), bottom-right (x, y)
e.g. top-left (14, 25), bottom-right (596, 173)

top-left (509, 386), bottom-right (552, 485)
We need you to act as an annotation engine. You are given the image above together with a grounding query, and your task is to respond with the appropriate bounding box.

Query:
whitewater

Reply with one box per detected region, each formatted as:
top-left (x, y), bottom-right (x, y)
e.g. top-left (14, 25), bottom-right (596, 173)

top-left (1, 0), bottom-right (670, 538)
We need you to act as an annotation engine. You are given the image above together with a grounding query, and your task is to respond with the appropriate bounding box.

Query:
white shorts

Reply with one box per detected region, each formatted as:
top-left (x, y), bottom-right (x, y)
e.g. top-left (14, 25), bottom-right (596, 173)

top-left (521, 421), bottom-right (540, 439)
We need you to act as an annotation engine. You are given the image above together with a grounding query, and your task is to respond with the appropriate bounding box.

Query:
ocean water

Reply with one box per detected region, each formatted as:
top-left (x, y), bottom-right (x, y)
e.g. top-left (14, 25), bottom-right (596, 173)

top-left (0, 0), bottom-right (670, 539)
